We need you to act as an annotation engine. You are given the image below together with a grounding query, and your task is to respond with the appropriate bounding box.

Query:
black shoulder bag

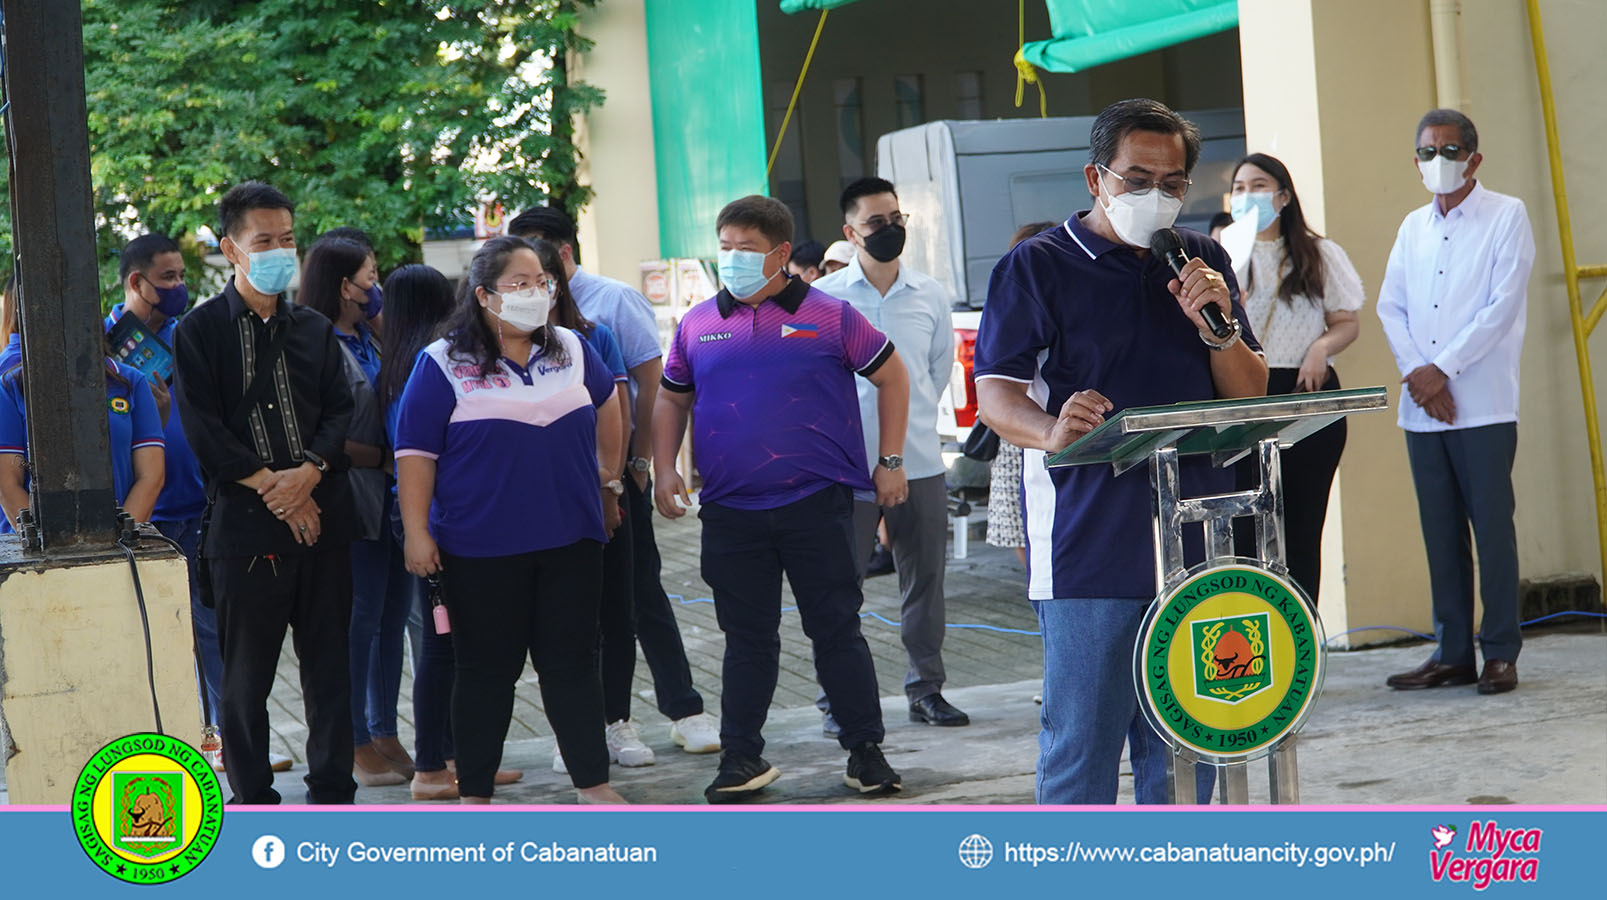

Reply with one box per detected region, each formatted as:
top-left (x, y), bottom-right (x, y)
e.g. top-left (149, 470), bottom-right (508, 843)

top-left (961, 423), bottom-right (1001, 462)
top-left (195, 320), bottom-right (295, 608)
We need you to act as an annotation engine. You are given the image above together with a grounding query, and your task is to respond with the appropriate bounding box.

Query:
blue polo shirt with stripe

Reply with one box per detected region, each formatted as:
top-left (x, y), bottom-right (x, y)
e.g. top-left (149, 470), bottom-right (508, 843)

top-left (0, 359), bottom-right (165, 531)
top-left (973, 212), bottom-right (1260, 601)
top-left (105, 305), bottom-right (208, 522)
top-left (394, 327), bottom-right (614, 557)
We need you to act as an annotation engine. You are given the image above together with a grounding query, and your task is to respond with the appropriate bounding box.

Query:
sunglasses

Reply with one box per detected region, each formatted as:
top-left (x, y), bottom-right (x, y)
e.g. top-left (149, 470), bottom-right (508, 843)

top-left (1415, 144), bottom-right (1468, 162)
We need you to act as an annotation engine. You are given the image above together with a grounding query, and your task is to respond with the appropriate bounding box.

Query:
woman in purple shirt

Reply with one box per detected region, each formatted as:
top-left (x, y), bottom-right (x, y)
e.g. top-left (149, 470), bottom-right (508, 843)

top-left (396, 236), bottom-right (625, 804)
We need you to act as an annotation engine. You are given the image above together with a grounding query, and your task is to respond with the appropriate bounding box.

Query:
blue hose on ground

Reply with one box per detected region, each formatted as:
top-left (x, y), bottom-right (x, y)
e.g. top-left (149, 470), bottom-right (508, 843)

top-left (667, 595), bottom-right (1607, 643)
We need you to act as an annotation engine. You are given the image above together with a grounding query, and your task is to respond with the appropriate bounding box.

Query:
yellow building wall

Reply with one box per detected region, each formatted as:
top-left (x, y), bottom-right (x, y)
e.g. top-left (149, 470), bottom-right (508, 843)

top-left (573, 0), bottom-right (663, 288)
top-left (1, 553), bottom-right (201, 804)
top-left (1240, 0), bottom-right (1604, 648)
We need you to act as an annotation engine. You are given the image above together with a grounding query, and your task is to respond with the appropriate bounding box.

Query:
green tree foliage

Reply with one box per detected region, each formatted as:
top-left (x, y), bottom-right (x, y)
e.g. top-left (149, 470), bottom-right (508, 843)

top-left (0, 0), bottom-right (601, 301)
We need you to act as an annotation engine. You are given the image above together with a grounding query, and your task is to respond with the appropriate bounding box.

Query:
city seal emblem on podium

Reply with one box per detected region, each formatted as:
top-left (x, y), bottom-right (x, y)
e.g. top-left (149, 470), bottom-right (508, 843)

top-left (1135, 563), bottom-right (1325, 762)
top-left (72, 733), bottom-right (223, 884)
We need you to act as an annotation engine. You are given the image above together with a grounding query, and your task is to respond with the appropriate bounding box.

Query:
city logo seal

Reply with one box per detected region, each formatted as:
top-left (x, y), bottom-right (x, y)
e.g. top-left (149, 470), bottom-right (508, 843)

top-left (1191, 612), bottom-right (1272, 704)
top-left (72, 733), bottom-right (223, 884)
top-left (1135, 564), bottom-right (1324, 761)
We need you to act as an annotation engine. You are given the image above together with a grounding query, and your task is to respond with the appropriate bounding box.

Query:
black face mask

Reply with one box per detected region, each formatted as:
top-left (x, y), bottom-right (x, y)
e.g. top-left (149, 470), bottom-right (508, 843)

top-left (860, 223), bottom-right (906, 263)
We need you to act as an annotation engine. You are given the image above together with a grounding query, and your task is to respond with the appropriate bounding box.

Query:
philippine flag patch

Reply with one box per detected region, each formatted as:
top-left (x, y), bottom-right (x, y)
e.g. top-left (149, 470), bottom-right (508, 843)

top-left (781, 323), bottom-right (819, 339)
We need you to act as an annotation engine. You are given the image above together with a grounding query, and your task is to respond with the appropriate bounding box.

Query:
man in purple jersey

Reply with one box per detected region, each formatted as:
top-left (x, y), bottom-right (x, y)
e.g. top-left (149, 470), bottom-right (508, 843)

top-left (653, 195), bottom-right (912, 804)
top-left (974, 99), bottom-right (1267, 805)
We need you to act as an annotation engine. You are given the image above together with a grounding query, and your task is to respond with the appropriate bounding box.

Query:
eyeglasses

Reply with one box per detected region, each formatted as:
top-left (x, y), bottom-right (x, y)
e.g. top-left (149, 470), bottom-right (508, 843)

top-left (1098, 164), bottom-right (1191, 199)
top-left (495, 280), bottom-right (538, 293)
top-left (1415, 144), bottom-right (1468, 162)
top-left (856, 212), bottom-right (910, 232)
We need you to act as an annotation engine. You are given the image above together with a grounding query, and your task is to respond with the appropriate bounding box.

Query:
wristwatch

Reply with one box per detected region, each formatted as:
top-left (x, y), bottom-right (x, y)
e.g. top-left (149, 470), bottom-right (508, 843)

top-left (602, 479), bottom-right (625, 496)
top-left (628, 457), bottom-right (651, 473)
top-left (877, 454), bottom-right (903, 471)
top-left (304, 450), bottom-right (330, 473)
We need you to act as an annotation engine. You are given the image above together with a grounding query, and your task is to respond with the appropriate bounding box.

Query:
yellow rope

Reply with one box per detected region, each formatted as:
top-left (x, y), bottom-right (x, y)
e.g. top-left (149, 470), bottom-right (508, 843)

top-left (1013, 0), bottom-right (1046, 118)
top-left (766, 9), bottom-right (829, 179)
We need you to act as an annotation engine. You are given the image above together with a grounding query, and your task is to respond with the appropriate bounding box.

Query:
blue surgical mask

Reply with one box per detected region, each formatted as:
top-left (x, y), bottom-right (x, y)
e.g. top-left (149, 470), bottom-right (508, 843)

top-left (362, 283), bottom-right (384, 318)
top-left (717, 247), bottom-right (779, 299)
top-left (243, 247), bottom-right (297, 295)
top-left (1231, 191), bottom-right (1281, 231)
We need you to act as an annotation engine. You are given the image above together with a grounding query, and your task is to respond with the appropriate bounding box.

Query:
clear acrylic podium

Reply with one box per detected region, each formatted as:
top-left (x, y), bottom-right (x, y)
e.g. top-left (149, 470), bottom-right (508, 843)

top-left (1046, 387), bottom-right (1388, 804)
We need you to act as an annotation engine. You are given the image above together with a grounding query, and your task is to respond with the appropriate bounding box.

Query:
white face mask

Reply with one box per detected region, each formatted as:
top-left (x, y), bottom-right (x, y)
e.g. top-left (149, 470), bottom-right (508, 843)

top-left (1419, 155), bottom-right (1469, 195)
top-left (1099, 175), bottom-right (1183, 248)
top-left (489, 285), bottom-right (552, 333)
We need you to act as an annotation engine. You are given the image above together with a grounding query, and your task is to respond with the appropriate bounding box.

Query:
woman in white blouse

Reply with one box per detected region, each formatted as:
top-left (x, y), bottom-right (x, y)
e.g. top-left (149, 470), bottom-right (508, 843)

top-left (1229, 153), bottom-right (1364, 605)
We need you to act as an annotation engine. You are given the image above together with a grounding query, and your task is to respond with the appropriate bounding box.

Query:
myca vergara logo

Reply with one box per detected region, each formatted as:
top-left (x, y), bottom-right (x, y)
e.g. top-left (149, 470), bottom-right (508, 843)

top-left (72, 733), bottom-right (223, 885)
top-left (1136, 564), bottom-right (1323, 761)
top-left (1429, 820), bottom-right (1541, 890)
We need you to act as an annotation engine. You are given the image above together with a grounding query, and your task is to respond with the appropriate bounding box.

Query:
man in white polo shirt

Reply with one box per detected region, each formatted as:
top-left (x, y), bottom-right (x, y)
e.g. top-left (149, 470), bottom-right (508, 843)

top-left (1378, 108), bottom-right (1535, 696)
top-left (815, 176), bottom-right (967, 732)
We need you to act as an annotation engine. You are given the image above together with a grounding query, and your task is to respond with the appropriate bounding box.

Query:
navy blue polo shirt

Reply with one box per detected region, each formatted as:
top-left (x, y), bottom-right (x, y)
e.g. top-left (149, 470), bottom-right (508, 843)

top-left (973, 212), bottom-right (1260, 601)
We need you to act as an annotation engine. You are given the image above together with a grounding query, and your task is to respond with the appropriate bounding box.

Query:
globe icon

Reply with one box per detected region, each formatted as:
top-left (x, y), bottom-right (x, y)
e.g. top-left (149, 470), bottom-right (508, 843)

top-left (957, 834), bottom-right (993, 869)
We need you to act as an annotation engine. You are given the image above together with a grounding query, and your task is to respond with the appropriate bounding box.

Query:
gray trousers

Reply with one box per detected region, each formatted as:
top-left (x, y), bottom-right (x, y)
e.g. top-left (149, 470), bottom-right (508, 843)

top-left (815, 474), bottom-right (949, 709)
top-left (1404, 423), bottom-right (1521, 666)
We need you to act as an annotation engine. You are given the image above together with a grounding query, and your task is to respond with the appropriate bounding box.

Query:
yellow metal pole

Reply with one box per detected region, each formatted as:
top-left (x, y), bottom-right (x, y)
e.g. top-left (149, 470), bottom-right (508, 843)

top-left (765, 10), bottom-right (829, 180)
top-left (1527, 0), bottom-right (1607, 585)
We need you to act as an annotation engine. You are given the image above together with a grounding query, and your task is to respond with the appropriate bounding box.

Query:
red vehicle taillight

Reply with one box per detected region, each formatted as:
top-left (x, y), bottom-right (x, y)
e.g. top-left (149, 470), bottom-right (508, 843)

top-left (954, 328), bottom-right (978, 428)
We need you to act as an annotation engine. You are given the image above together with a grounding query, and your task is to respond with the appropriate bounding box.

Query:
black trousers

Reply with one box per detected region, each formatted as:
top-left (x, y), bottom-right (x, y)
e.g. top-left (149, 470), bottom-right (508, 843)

top-left (1235, 367), bottom-right (1347, 604)
top-left (624, 473), bottom-right (705, 720)
top-left (442, 541), bottom-right (608, 795)
top-left (599, 499), bottom-right (637, 723)
top-left (213, 546), bottom-right (355, 805)
top-left (700, 484), bottom-right (885, 757)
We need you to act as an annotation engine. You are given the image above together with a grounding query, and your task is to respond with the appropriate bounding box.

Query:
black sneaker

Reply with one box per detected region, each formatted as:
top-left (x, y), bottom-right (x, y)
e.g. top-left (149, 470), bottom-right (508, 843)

top-left (704, 751), bottom-right (780, 804)
top-left (843, 742), bottom-right (901, 794)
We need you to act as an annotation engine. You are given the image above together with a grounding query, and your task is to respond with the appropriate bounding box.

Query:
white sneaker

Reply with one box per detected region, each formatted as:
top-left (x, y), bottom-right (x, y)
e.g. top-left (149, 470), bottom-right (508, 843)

top-left (606, 720), bottom-right (656, 767)
top-left (553, 746), bottom-right (568, 775)
top-left (669, 713), bottom-right (721, 754)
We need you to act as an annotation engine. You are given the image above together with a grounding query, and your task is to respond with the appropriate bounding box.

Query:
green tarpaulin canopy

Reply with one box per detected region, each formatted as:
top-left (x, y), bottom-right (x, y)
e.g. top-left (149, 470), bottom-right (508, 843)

top-left (778, 0), bottom-right (864, 11)
top-left (780, 0), bottom-right (1238, 73)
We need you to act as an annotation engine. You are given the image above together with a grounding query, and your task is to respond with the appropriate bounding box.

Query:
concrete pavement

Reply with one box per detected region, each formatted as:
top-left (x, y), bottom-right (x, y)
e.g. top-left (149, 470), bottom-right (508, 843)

top-left (258, 513), bottom-right (1607, 806)
top-left (7, 512), bottom-right (1601, 806)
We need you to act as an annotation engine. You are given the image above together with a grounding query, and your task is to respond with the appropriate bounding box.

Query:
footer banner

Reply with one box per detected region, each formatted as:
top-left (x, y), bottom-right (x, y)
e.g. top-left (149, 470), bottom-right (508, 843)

top-left (5, 803), bottom-right (1603, 896)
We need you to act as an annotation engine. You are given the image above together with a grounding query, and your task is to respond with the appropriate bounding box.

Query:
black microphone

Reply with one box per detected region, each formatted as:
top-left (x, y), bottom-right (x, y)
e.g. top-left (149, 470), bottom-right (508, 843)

top-left (1150, 227), bottom-right (1232, 339)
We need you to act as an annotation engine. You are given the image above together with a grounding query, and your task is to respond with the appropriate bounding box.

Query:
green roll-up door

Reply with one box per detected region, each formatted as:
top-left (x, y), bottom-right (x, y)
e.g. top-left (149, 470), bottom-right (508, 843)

top-left (1025, 0), bottom-right (1237, 73)
top-left (644, 0), bottom-right (769, 260)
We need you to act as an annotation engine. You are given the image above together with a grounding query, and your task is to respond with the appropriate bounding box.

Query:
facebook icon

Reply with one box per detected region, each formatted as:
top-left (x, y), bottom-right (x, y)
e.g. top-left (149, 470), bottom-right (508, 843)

top-left (252, 835), bottom-right (286, 869)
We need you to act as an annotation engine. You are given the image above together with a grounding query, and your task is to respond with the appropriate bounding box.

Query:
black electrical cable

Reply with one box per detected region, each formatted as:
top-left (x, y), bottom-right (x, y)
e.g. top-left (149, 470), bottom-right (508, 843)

top-left (117, 534), bottom-right (165, 736)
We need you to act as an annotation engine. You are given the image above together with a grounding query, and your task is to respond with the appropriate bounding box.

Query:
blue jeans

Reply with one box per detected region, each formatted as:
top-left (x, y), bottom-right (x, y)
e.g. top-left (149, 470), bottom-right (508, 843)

top-left (349, 493), bottom-right (412, 744)
top-left (1033, 597), bottom-right (1214, 804)
top-left (156, 517), bottom-right (223, 728)
top-left (393, 501), bottom-right (452, 771)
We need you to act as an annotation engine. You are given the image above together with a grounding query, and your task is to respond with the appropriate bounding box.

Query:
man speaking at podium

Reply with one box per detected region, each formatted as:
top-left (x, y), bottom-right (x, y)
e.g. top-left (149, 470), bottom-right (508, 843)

top-left (974, 99), bottom-right (1267, 805)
